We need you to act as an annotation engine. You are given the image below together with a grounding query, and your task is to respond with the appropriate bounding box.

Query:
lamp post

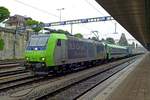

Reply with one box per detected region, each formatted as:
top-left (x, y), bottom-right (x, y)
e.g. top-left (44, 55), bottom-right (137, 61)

top-left (56, 8), bottom-right (65, 22)
top-left (13, 20), bottom-right (19, 58)
top-left (114, 23), bottom-right (118, 34)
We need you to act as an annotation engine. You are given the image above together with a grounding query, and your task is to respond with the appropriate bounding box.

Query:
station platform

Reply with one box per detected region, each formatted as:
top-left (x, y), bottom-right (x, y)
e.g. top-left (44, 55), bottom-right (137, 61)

top-left (78, 53), bottom-right (150, 100)
top-left (97, 53), bottom-right (150, 100)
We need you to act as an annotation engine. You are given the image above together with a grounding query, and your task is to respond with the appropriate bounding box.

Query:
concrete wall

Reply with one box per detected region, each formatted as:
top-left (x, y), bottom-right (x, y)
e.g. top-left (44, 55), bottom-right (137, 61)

top-left (0, 31), bottom-right (27, 60)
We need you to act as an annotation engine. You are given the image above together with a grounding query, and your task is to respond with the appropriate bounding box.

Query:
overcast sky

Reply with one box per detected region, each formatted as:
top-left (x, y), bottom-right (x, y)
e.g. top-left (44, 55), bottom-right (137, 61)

top-left (0, 0), bottom-right (141, 44)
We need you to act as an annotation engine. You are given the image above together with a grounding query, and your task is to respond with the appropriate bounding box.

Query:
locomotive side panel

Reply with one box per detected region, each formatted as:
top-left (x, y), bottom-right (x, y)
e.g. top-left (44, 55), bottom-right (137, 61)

top-left (68, 39), bottom-right (87, 59)
top-left (95, 43), bottom-right (106, 59)
top-left (66, 38), bottom-right (106, 64)
top-left (54, 39), bottom-right (67, 65)
top-left (86, 42), bottom-right (96, 58)
top-left (53, 37), bottom-right (106, 66)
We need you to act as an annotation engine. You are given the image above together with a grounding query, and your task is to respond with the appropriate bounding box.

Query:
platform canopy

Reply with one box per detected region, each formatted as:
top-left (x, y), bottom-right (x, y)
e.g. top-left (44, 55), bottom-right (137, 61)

top-left (96, 0), bottom-right (150, 50)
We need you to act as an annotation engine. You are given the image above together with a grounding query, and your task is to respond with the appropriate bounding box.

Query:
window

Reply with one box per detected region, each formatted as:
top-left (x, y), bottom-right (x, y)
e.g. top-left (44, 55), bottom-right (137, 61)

top-left (57, 39), bottom-right (61, 46)
top-left (29, 35), bottom-right (49, 46)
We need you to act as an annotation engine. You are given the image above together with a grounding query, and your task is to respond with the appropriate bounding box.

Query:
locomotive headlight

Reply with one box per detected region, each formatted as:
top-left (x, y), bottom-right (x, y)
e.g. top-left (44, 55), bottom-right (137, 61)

top-left (41, 57), bottom-right (45, 61)
top-left (35, 47), bottom-right (38, 50)
top-left (26, 57), bottom-right (29, 60)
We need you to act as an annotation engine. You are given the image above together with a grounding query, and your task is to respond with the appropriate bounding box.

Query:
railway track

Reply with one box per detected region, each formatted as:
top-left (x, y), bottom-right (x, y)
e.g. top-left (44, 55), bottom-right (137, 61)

top-left (0, 61), bottom-right (24, 69)
top-left (0, 71), bottom-right (33, 84)
top-left (0, 55), bottom-right (141, 100)
top-left (0, 75), bottom-right (43, 92)
top-left (0, 63), bottom-right (20, 69)
top-left (0, 60), bottom-right (25, 77)
top-left (0, 68), bottom-right (27, 77)
top-left (0, 73), bottom-right (57, 95)
top-left (0, 59), bottom-right (24, 65)
top-left (38, 56), bottom-right (139, 100)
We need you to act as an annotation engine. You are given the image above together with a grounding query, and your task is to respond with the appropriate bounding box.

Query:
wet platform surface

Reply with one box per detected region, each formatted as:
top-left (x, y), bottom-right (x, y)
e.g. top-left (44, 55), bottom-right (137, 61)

top-left (98, 53), bottom-right (150, 100)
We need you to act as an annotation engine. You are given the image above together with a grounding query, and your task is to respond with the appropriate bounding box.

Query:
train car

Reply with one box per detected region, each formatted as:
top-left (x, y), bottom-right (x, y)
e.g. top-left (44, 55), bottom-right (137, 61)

top-left (25, 33), bottom-right (106, 74)
top-left (128, 46), bottom-right (147, 56)
top-left (106, 44), bottom-right (128, 59)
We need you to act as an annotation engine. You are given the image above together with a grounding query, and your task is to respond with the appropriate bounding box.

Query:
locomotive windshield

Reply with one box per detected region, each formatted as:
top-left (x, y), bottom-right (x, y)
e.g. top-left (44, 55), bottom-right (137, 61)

top-left (26, 34), bottom-right (50, 50)
top-left (29, 36), bottom-right (49, 46)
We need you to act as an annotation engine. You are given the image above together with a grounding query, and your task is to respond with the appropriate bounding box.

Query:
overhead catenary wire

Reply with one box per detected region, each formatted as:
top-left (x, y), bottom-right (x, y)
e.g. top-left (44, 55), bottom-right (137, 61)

top-left (84, 0), bottom-right (105, 16)
top-left (14, 0), bottom-right (60, 18)
top-left (83, 0), bottom-right (109, 37)
top-left (13, 0), bottom-right (112, 39)
top-left (84, 0), bottom-right (120, 38)
top-left (84, 0), bottom-right (115, 22)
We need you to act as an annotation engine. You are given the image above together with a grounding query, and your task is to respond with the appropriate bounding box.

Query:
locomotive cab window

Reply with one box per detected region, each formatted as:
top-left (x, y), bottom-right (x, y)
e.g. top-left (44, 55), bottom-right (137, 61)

top-left (57, 39), bottom-right (61, 46)
top-left (29, 36), bottom-right (49, 47)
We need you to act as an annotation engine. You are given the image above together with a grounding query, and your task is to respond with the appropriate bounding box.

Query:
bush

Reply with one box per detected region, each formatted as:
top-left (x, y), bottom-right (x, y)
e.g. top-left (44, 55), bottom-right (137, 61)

top-left (0, 39), bottom-right (4, 50)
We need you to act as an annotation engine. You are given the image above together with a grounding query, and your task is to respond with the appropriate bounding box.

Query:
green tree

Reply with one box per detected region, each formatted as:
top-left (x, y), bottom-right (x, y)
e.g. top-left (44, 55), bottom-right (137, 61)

top-left (106, 37), bottom-right (115, 44)
top-left (25, 19), bottom-right (42, 32)
top-left (136, 43), bottom-right (138, 48)
top-left (0, 7), bottom-right (10, 23)
top-left (118, 33), bottom-right (128, 46)
top-left (131, 42), bottom-right (135, 49)
top-left (43, 28), bottom-right (71, 35)
top-left (100, 38), bottom-right (105, 42)
top-left (74, 33), bottom-right (83, 38)
top-left (91, 37), bottom-right (99, 41)
top-left (57, 29), bottom-right (71, 35)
